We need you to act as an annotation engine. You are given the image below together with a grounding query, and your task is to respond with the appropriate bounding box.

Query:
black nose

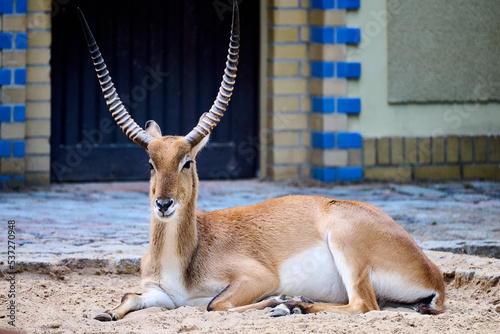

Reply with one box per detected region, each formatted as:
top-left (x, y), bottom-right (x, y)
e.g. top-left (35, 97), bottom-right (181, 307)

top-left (155, 198), bottom-right (174, 214)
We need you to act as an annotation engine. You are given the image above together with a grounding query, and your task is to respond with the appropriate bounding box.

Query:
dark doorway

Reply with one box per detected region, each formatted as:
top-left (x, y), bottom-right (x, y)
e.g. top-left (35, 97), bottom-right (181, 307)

top-left (50, 0), bottom-right (259, 182)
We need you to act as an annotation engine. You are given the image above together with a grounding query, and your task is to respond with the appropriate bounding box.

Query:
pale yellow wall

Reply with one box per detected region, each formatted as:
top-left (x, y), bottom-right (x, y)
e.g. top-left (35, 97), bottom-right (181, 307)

top-left (345, 0), bottom-right (500, 138)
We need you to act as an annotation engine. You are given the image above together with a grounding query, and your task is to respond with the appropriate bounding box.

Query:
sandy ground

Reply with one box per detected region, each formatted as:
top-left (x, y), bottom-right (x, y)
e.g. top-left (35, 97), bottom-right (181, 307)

top-left (1, 251), bottom-right (499, 334)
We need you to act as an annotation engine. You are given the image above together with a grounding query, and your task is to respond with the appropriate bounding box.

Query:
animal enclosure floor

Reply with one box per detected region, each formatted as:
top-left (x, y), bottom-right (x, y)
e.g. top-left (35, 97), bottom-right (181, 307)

top-left (2, 251), bottom-right (499, 334)
top-left (1, 180), bottom-right (499, 267)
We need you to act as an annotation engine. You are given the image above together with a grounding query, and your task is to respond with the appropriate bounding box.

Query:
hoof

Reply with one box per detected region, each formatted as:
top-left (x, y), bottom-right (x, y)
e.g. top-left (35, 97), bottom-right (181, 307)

top-left (268, 304), bottom-right (290, 317)
top-left (94, 312), bottom-right (118, 321)
top-left (298, 296), bottom-right (314, 304)
top-left (278, 293), bottom-right (287, 301)
top-left (268, 299), bottom-right (313, 317)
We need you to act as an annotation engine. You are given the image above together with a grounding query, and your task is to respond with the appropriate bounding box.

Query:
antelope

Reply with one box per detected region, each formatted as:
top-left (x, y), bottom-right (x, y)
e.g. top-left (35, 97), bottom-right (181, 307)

top-left (78, 2), bottom-right (445, 322)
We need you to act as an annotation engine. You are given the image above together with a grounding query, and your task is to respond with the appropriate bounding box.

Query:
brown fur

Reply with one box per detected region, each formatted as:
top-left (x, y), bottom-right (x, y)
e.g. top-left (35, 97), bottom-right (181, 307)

top-left (85, 0), bottom-right (444, 322)
top-left (96, 126), bottom-right (445, 321)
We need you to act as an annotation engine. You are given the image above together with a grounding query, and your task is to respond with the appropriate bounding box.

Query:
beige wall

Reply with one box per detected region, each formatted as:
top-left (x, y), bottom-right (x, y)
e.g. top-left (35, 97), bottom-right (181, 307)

top-left (345, 0), bottom-right (500, 138)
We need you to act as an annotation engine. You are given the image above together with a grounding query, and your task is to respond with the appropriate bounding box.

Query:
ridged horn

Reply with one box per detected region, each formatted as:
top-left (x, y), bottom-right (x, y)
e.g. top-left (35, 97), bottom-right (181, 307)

top-left (184, 0), bottom-right (240, 147)
top-left (77, 8), bottom-right (154, 150)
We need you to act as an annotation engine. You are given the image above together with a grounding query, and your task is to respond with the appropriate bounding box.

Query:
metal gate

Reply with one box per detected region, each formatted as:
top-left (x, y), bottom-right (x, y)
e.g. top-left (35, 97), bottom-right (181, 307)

top-left (50, 0), bottom-right (259, 182)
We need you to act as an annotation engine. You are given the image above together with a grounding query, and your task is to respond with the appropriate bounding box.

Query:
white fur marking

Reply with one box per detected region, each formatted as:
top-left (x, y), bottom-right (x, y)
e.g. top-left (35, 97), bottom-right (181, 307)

top-left (370, 271), bottom-right (436, 303)
top-left (157, 222), bottom-right (190, 307)
top-left (326, 232), bottom-right (354, 301)
top-left (149, 159), bottom-right (157, 171)
top-left (154, 203), bottom-right (178, 221)
top-left (278, 242), bottom-right (347, 303)
top-left (178, 155), bottom-right (192, 172)
top-left (144, 222), bottom-right (226, 308)
top-left (138, 284), bottom-right (177, 310)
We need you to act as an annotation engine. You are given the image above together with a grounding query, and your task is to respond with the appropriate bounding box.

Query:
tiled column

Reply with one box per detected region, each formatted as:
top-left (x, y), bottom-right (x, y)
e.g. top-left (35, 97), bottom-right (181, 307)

top-left (25, 0), bottom-right (51, 185)
top-left (0, 0), bottom-right (50, 190)
top-left (266, 0), bottom-right (311, 180)
top-left (0, 0), bottom-right (28, 190)
top-left (309, 0), bottom-right (362, 182)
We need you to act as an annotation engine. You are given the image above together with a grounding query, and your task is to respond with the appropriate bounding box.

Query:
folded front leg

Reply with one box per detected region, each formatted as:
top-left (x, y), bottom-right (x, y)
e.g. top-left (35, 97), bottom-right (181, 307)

top-left (94, 287), bottom-right (175, 321)
top-left (207, 272), bottom-right (280, 312)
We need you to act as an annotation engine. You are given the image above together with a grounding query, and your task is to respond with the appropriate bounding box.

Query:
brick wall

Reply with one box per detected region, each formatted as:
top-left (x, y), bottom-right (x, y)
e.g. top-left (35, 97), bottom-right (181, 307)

top-left (266, 0), bottom-right (364, 181)
top-left (363, 136), bottom-right (500, 181)
top-left (0, 0), bottom-right (51, 190)
top-left (266, 0), bottom-right (498, 183)
top-left (308, 0), bottom-right (363, 182)
top-left (266, 0), bottom-right (311, 180)
top-left (0, 0), bottom-right (496, 188)
top-left (0, 0), bottom-right (28, 190)
top-left (25, 0), bottom-right (51, 185)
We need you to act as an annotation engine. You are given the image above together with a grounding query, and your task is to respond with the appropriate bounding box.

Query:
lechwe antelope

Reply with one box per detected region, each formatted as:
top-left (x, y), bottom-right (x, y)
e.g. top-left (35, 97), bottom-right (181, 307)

top-left (78, 2), bottom-right (444, 322)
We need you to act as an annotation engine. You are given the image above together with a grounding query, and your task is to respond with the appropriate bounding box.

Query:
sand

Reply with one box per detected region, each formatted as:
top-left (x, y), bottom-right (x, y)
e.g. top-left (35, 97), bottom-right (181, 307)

top-left (1, 251), bottom-right (499, 334)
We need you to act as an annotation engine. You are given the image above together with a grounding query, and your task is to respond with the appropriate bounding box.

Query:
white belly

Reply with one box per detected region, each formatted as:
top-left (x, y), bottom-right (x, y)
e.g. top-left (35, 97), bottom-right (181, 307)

top-left (277, 243), bottom-right (348, 303)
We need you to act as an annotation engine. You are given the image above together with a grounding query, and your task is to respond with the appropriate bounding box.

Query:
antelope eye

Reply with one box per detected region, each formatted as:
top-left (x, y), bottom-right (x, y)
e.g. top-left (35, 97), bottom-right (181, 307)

top-left (182, 160), bottom-right (194, 170)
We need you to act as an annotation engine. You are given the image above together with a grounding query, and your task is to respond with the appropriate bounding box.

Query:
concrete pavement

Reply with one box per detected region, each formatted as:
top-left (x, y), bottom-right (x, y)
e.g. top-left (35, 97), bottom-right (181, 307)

top-left (0, 180), bottom-right (499, 272)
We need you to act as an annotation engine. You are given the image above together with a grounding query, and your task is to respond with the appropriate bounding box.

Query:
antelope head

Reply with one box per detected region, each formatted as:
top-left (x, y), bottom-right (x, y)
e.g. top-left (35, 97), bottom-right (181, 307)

top-left (77, 2), bottom-right (239, 222)
top-left (144, 121), bottom-right (209, 221)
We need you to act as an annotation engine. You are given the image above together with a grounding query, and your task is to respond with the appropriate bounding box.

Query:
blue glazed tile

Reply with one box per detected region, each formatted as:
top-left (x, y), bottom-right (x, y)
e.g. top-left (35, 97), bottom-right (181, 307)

top-left (337, 0), bottom-right (360, 9)
top-left (313, 167), bottom-right (336, 182)
top-left (16, 0), bottom-right (27, 13)
top-left (337, 98), bottom-right (361, 114)
top-left (312, 97), bottom-right (335, 113)
top-left (336, 27), bottom-right (361, 44)
top-left (0, 105), bottom-right (11, 122)
top-left (312, 132), bottom-right (335, 148)
top-left (0, 140), bottom-right (11, 157)
top-left (0, 33), bottom-right (13, 49)
top-left (338, 166), bottom-right (363, 181)
top-left (311, 61), bottom-right (334, 78)
top-left (13, 105), bottom-right (26, 121)
top-left (13, 141), bottom-right (25, 157)
top-left (15, 33), bottom-right (27, 49)
top-left (337, 132), bottom-right (362, 148)
top-left (14, 68), bottom-right (26, 85)
top-left (311, 0), bottom-right (335, 9)
top-left (0, 0), bottom-right (14, 14)
top-left (312, 27), bottom-right (334, 44)
top-left (337, 62), bottom-right (361, 78)
top-left (0, 69), bottom-right (11, 85)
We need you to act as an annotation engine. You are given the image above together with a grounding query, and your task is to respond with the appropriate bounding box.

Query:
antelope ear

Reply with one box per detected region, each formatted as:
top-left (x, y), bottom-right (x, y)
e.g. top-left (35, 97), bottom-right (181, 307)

top-left (190, 112), bottom-right (211, 157)
top-left (145, 120), bottom-right (162, 138)
top-left (191, 134), bottom-right (210, 159)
